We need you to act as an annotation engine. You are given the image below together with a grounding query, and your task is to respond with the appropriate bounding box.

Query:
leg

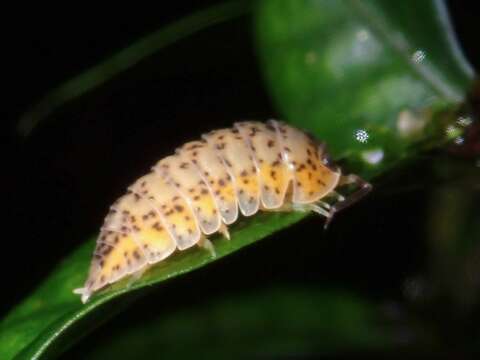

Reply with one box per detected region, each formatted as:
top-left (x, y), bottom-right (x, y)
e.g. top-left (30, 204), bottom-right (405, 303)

top-left (324, 174), bottom-right (372, 229)
top-left (219, 223), bottom-right (230, 240)
top-left (198, 236), bottom-right (216, 257)
top-left (127, 264), bottom-right (151, 288)
top-left (292, 202), bottom-right (330, 217)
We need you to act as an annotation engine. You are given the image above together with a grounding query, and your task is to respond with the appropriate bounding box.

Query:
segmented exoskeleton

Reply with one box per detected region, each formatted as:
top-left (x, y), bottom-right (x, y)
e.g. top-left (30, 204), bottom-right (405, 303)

top-left (74, 120), bottom-right (371, 303)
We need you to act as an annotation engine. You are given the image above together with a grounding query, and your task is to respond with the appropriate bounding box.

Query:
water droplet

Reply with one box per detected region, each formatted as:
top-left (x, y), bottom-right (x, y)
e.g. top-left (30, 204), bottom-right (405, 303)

top-left (356, 29), bottom-right (369, 42)
top-left (412, 50), bottom-right (426, 63)
top-left (445, 125), bottom-right (461, 139)
top-left (457, 116), bottom-right (473, 127)
top-left (454, 136), bottom-right (464, 145)
top-left (354, 129), bottom-right (369, 143)
top-left (397, 109), bottom-right (425, 137)
top-left (361, 149), bottom-right (384, 165)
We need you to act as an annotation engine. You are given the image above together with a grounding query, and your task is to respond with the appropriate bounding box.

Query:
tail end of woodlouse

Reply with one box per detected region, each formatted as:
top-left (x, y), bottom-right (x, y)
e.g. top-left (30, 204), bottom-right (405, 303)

top-left (73, 287), bottom-right (91, 304)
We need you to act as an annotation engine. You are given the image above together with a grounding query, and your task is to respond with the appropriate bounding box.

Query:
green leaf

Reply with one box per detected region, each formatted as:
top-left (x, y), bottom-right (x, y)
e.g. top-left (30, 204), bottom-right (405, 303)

top-left (4, 0), bottom-right (475, 359)
top-left (77, 287), bottom-right (397, 358)
top-left (255, 0), bottom-right (474, 176)
top-left (0, 212), bottom-right (305, 360)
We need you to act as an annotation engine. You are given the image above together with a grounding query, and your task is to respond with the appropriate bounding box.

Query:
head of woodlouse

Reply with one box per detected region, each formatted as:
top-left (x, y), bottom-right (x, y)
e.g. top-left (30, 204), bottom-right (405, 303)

top-left (315, 141), bottom-right (339, 174)
top-left (301, 128), bottom-right (338, 173)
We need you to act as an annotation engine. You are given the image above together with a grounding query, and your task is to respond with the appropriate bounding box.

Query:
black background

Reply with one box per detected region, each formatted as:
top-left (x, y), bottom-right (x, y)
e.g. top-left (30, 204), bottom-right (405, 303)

top-left (2, 1), bottom-right (479, 352)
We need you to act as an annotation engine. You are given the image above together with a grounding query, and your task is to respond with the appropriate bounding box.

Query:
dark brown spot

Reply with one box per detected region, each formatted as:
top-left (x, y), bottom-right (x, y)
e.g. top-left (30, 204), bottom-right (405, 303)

top-left (243, 179), bottom-right (249, 184)
top-left (180, 162), bottom-right (189, 169)
top-left (216, 143), bottom-right (226, 150)
top-left (184, 216), bottom-right (191, 221)
top-left (172, 196), bottom-right (180, 201)
top-left (264, 185), bottom-right (270, 191)
top-left (240, 170), bottom-right (248, 177)
top-left (175, 205), bottom-right (184, 212)
top-left (267, 139), bottom-right (275, 148)
top-left (193, 195), bottom-right (200, 201)
top-left (214, 190), bottom-right (220, 195)
top-left (225, 159), bottom-right (232, 167)
top-left (232, 128), bottom-right (239, 134)
top-left (189, 188), bottom-right (195, 193)
top-left (317, 179), bottom-right (326, 186)
top-left (270, 170), bottom-right (277, 180)
top-left (275, 187), bottom-right (280, 195)
top-left (266, 123), bottom-right (275, 131)
top-left (201, 188), bottom-right (209, 195)
top-left (219, 179), bottom-right (226, 187)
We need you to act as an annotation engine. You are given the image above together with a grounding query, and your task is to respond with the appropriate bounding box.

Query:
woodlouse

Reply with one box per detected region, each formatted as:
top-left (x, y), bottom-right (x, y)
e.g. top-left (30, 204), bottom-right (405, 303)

top-left (74, 120), bottom-right (371, 303)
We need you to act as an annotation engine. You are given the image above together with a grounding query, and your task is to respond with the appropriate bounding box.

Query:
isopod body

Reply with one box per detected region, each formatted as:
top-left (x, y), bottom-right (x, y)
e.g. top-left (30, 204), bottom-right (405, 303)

top-left (74, 120), bottom-right (371, 303)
